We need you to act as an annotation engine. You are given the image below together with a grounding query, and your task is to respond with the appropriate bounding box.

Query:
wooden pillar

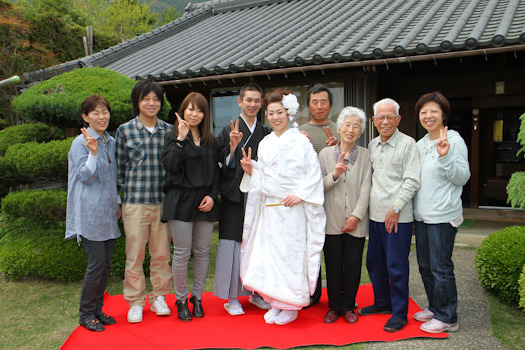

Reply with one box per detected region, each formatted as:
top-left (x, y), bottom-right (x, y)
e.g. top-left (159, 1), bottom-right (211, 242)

top-left (470, 109), bottom-right (480, 207)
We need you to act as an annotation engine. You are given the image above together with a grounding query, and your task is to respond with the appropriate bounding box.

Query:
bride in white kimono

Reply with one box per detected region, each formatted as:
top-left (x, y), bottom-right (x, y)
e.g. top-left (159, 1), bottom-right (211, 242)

top-left (239, 88), bottom-right (326, 325)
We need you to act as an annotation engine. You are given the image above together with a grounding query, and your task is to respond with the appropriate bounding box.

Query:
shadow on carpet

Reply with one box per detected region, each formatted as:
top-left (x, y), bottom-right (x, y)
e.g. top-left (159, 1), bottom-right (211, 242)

top-left (61, 284), bottom-right (447, 349)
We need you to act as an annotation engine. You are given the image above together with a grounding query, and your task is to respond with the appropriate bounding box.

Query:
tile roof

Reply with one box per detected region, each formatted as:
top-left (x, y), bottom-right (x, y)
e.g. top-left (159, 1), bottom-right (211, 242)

top-left (27, 0), bottom-right (525, 82)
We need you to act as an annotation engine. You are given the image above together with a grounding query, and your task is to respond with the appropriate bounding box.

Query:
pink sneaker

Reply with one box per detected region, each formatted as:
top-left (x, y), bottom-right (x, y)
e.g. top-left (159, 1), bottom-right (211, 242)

top-left (421, 318), bottom-right (459, 333)
top-left (414, 308), bottom-right (434, 322)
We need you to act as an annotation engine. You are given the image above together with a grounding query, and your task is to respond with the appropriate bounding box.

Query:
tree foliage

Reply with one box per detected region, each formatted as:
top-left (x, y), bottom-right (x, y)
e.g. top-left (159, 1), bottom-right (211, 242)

top-left (0, 0), bottom-right (59, 125)
top-left (507, 113), bottom-right (525, 210)
top-left (15, 0), bottom-right (89, 26)
top-left (80, 0), bottom-right (159, 42)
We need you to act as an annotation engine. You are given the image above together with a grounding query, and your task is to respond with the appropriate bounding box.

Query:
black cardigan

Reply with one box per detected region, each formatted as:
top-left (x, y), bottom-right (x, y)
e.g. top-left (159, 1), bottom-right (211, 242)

top-left (161, 131), bottom-right (220, 222)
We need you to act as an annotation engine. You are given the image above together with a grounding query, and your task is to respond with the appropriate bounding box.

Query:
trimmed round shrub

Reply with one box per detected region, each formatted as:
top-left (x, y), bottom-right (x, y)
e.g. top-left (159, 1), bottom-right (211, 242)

top-left (0, 123), bottom-right (65, 156)
top-left (475, 225), bottom-right (525, 304)
top-left (0, 138), bottom-right (73, 182)
top-left (1, 189), bottom-right (67, 222)
top-left (519, 265), bottom-right (525, 311)
top-left (12, 67), bottom-right (171, 131)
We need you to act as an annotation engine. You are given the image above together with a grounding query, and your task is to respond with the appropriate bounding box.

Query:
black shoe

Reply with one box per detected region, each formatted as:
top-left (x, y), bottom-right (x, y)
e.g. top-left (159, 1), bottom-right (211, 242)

top-left (95, 311), bottom-right (116, 325)
top-left (384, 316), bottom-right (408, 332)
top-left (190, 295), bottom-right (204, 318)
top-left (79, 317), bottom-right (105, 332)
top-left (176, 300), bottom-right (192, 321)
top-left (357, 304), bottom-right (392, 316)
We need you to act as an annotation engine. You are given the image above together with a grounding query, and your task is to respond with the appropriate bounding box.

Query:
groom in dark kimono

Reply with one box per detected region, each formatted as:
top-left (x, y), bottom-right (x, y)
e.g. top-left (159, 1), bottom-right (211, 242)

top-left (213, 82), bottom-right (272, 315)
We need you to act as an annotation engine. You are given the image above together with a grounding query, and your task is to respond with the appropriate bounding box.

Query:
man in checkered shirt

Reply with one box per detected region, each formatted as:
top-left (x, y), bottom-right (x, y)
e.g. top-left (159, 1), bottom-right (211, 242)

top-left (115, 79), bottom-right (173, 323)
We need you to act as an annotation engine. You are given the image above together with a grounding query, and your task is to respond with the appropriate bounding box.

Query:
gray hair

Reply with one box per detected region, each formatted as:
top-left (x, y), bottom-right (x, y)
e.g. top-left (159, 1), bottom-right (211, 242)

top-left (373, 98), bottom-right (400, 116)
top-left (337, 106), bottom-right (367, 135)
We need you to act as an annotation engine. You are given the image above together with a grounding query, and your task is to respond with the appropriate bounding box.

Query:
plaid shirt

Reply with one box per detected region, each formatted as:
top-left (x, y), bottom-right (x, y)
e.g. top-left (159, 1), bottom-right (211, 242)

top-left (115, 117), bottom-right (173, 204)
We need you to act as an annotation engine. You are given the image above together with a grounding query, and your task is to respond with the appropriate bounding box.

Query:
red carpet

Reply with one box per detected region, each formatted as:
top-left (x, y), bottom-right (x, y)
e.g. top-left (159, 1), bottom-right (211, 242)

top-left (61, 284), bottom-right (447, 349)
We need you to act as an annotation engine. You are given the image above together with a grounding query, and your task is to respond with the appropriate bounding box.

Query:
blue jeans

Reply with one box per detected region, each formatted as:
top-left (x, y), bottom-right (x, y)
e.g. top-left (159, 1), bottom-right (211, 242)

top-left (415, 221), bottom-right (458, 324)
top-left (367, 220), bottom-right (412, 318)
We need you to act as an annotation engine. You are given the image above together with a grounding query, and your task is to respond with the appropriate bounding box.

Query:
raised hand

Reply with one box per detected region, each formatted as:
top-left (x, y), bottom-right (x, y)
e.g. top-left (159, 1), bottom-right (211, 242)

top-left (324, 126), bottom-right (338, 146)
top-left (81, 127), bottom-right (97, 155)
top-left (436, 126), bottom-right (450, 157)
top-left (229, 119), bottom-right (243, 154)
top-left (175, 112), bottom-right (189, 141)
top-left (198, 195), bottom-right (214, 212)
top-left (240, 147), bottom-right (253, 175)
top-left (332, 152), bottom-right (349, 180)
top-left (280, 194), bottom-right (302, 207)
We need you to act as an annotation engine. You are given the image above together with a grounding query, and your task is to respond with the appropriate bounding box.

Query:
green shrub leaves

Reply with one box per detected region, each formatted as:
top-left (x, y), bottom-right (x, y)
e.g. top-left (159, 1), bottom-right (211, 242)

top-left (475, 226), bottom-right (525, 304)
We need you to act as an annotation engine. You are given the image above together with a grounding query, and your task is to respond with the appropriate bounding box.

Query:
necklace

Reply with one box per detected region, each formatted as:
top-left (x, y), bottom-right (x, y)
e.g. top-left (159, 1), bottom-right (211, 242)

top-left (101, 138), bottom-right (111, 163)
top-left (193, 134), bottom-right (200, 146)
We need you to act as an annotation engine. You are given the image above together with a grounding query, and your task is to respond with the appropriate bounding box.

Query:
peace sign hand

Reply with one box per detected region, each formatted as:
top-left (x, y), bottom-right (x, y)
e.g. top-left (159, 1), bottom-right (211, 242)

top-left (324, 126), bottom-right (338, 146)
top-left (175, 112), bottom-right (189, 141)
top-left (240, 147), bottom-right (252, 176)
top-left (332, 152), bottom-right (349, 180)
top-left (436, 126), bottom-right (450, 157)
top-left (81, 127), bottom-right (97, 155)
top-left (229, 119), bottom-right (243, 154)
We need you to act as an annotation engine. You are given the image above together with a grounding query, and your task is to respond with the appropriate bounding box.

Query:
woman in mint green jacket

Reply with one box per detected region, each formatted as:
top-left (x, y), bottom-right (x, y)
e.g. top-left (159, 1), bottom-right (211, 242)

top-left (413, 91), bottom-right (470, 334)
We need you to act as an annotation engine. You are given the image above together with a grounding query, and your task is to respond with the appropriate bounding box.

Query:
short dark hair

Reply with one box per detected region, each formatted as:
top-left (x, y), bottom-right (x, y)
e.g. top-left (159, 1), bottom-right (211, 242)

top-left (262, 88), bottom-right (293, 110)
top-left (176, 92), bottom-right (215, 146)
top-left (131, 79), bottom-right (164, 116)
top-left (81, 94), bottom-right (110, 116)
top-left (414, 91), bottom-right (450, 126)
top-left (306, 83), bottom-right (333, 107)
top-left (239, 82), bottom-right (263, 100)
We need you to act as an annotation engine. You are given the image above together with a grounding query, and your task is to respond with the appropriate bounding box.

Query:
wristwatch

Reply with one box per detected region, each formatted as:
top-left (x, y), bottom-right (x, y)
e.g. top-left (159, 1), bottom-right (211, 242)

top-left (393, 206), bottom-right (400, 214)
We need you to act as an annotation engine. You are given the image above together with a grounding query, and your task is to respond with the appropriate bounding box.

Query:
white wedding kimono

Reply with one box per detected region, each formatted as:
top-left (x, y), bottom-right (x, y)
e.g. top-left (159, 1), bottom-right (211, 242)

top-left (240, 128), bottom-right (326, 310)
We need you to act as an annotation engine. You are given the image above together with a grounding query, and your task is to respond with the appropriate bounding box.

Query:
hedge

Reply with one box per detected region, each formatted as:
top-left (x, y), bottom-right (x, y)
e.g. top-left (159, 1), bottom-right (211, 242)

top-left (0, 217), bottom-right (148, 281)
top-left (1, 189), bottom-right (67, 222)
top-left (0, 123), bottom-right (65, 156)
top-left (12, 67), bottom-right (171, 131)
top-left (0, 220), bottom-right (124, 280)
top-left (518, 265), bottom-right (525, 312)
top-left (475, 225), bottom-right (525, 304)
top-left (0, 138), bottom-right (73, 182)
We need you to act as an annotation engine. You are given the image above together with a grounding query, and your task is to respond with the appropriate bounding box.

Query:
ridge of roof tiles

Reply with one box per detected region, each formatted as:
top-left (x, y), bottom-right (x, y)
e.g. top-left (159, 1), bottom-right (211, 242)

top-left (26, 0), bottom-right (525, 82)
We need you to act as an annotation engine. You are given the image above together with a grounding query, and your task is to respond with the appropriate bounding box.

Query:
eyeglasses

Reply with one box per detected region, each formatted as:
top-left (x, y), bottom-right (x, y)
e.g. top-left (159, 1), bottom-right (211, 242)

top-left (374, 114), bottom-right (398, 122)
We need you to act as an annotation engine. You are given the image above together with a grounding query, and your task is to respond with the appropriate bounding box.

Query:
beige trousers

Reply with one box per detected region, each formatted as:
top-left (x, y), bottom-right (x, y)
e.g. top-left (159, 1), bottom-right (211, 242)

top-left (122, 203), bottom-right (172, 307)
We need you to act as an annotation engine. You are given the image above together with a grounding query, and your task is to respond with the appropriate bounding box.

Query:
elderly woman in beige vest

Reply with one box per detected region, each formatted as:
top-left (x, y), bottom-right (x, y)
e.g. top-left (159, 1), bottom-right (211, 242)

top-left (318, 106), bottom-right (372, 324)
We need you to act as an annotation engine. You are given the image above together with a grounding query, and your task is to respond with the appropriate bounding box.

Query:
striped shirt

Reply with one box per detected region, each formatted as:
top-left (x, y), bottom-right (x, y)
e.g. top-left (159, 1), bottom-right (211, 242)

top-left (115, 117), bottom-right (173, 204)
top-left (299, 121), bottom-right (339, 154)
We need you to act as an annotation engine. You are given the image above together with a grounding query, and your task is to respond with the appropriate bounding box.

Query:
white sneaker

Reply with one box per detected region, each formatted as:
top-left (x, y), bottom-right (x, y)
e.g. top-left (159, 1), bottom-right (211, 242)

top-left (274, 310), bottom-right (298, 325)
top-left (249, 295), bottom-right (271, 309)
top-left (150, 296), bottom-right (171, 316)
top-left (264, 308), bottom-right (281, 324)
top-left (414, 308), bottom-right (434, 322)
top-left (127, 306), bottom-right (143, 323)
top-left (421, 318), bottom-right (459, 333)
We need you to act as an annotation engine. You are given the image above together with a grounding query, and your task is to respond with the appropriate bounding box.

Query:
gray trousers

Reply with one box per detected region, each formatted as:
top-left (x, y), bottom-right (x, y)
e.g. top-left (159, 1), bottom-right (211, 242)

top-left (168, 220), bottom-right (214, 301)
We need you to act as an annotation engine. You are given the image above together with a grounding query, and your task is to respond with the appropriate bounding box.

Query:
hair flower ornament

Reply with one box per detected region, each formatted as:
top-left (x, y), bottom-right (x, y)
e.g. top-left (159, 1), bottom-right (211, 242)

top-left (282, 93), bottom-right (300, 128)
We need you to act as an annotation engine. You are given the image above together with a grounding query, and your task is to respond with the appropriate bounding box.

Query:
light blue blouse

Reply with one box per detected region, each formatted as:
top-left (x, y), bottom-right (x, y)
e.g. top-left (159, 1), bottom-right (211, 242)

top-left (65, 128), bottom-right (121, 241)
